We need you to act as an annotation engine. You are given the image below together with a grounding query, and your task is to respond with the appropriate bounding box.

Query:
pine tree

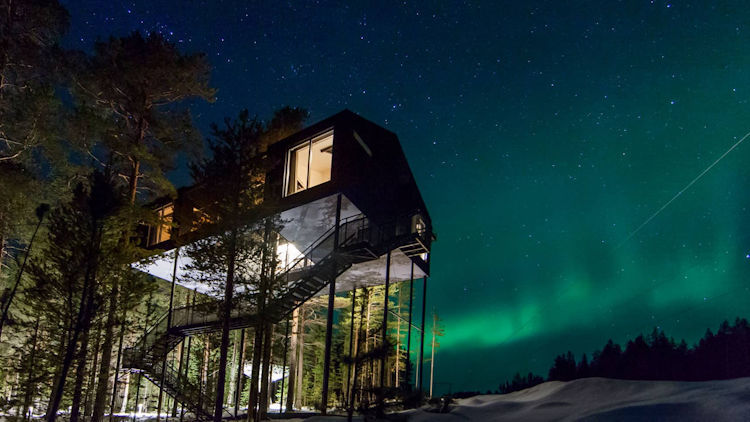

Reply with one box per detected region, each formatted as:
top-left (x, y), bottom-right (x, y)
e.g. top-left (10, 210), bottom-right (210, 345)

top-left (0, 0), bottom-right (69, 163)
top-left (184, 107), bottom-right (306, 422)
top-left (26, 172), bottom-right (121, 421)
top-left (0, 0), bottom-right (70, 288)
top-left (577, 354), bottom-right (590, 378)
top-left (67, 31), bottom-right (215, 422)
top-left (429, 310), bottom-right (444, 398)
top-left (548, 351), bottom-right (576, 381)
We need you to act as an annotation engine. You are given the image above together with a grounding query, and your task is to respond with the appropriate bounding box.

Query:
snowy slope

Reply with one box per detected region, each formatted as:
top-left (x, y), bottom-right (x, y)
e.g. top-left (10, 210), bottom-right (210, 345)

top-left (287, 377), bottom-right (750, 421)
top-left (405, 377), bottom-right (750, 421)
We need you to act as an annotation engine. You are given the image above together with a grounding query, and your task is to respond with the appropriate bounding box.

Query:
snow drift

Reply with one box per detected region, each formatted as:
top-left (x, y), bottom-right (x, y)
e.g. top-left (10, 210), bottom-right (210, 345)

top-left (406, 377), bottom-right (750, 421)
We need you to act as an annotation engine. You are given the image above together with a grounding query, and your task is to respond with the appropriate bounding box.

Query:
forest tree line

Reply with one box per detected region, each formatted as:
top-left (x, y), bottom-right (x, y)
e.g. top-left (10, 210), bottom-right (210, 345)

top-left (495, 317), bottom-right (750, 395)
top-left (0, 0), bottom-right (224, 419)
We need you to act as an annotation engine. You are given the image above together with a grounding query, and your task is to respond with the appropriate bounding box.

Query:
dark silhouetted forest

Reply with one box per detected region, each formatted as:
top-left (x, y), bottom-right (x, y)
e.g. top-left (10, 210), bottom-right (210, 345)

top-left (496, 317), bottom-right (750, 395)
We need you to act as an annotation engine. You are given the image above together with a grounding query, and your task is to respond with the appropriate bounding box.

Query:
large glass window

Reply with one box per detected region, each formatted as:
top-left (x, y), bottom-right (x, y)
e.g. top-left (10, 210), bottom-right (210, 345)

top-left (286, 131), bottom-right (333, 196)
top-left (148, 204), bottom-right (173, 245)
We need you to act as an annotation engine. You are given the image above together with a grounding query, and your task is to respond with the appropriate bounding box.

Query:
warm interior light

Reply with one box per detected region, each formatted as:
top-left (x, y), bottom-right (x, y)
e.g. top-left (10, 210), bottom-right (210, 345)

top-left (277, 241), bottom-right (303, 270)
top-left (286, 131), bottom-right (333, 196)
top-left (309, 133), bottom-right (333, 187)
top-left (149, 203), bottom-right (173, 245)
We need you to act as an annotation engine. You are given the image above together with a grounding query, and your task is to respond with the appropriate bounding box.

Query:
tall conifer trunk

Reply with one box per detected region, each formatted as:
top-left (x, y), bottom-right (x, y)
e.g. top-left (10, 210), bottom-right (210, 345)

top-left (142, 377), bottom-right (151, 414)
top-left (0, 234), bottom-right (4, 281)
top-left (119, 372), bottom-right (130, 414)
top-left (295, 313), bottom-right (304, 410)
top-left (227, 331), bottom-right (238, 408)
top-left (214, 228), bottom-right (237, 422)
top-left (247, 220), bottom-right (274, 422)
top-left (348, 294), bottom-right (360, 407)
top-left (258, 323), bottom-right (273, 419)
top-left (46, 224), bottom-right (100, 422)
top-left (247, 327), bottom-right (263, 422)
top-left (22, 317), bottom-right (40, 422)
top-left (70, 327), bottom-right (91, 422)
top-left (171, 340), bottom-right (184, 416)
top-left (349, 289), bottom-right (367, 419)
top-left (200, 336), bottom-right (210, 412)
top-left (92, 293), bottom-right (118, 422)
top-left (111, 317), bottom-right (127, 417)
top-left (84, 326), bottom-right (103, 419)
top-left (234, 329), bottom-right (247, 415)
top-left (285, 308), bottom-right (299, 411)
top-left (93, 157), bottom-right (139, 422)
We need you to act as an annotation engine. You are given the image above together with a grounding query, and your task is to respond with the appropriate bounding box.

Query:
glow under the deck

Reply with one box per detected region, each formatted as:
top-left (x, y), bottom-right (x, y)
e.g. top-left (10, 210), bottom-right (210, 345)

top-left (135, 193), bottom-right (426, 294)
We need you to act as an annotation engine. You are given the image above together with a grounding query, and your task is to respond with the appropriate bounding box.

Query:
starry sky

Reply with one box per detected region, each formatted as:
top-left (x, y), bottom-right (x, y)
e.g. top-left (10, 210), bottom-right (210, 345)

top-left (62, 0), bottom-right (750, 393)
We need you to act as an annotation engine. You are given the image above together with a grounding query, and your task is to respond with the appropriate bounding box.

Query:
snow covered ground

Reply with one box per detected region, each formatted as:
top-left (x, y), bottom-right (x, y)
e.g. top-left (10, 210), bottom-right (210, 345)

top-left (407, 377), bottom-right (750, 421)
top-left (298, 377), bottom-right (750, 421)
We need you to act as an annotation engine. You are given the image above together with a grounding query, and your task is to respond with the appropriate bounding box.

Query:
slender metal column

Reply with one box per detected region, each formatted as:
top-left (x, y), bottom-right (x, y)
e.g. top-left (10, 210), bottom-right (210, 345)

top-left (180, 291), bottom-right (195, 422)
top-left (405, 263), bottom-right (414, 389)
top-left (157, 247), bottom-right (180, 422)
top-left (321, 194), bottom-right (342, 414)
top-left (418, 277), bottom-right (427, 392)
top-left (132, 373), bottom-right (141, 421)
top-left (380, 250), bottom-right (391, 387)
top-left (172, 333), bottom-right (186, 416)
top-left (133, 299), bottom-right (154, 422)
top-left (345, 287), bottom-right (357, 407)
top-left (280, 318), bottom-right (290, 413)
top-left (110, 319), bottom-right (126, 417)
top-left (233, 328), bottom-right (245, 416)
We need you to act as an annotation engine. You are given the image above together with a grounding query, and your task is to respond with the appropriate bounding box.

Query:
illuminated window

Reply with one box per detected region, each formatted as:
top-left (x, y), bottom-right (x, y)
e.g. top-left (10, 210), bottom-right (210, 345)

top-left (285, 131), bottom-right (333, 196)
top-left (149, 204), bottom-right (173, 245)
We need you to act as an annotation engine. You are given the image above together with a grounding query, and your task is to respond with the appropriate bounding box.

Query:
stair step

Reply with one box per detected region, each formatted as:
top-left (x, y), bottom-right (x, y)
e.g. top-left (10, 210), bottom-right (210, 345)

top-left (297, 283), bottom-right (312, 292)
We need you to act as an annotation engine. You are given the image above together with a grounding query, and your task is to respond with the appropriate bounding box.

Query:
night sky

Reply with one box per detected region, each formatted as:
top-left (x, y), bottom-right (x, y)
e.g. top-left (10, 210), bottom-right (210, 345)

top-left (62, 0), bottom-right (750, 393)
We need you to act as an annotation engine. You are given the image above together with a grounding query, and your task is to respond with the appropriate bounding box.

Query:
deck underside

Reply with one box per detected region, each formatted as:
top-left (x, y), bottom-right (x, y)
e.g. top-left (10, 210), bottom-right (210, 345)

top-left (136, 192), bottom-right (428, 296)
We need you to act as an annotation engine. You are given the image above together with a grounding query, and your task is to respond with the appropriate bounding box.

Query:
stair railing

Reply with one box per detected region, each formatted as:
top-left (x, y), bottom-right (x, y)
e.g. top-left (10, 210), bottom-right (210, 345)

top-left (125, 211), bottom-right (423, 368)
top-left (273, 214), bottom-right (369, 292)
top-left (278, 214), bottom-right (364, 272)
top-left (146, 359), bottom-right (233, 420)
top-left (123, 211), bottom-right (428, 420)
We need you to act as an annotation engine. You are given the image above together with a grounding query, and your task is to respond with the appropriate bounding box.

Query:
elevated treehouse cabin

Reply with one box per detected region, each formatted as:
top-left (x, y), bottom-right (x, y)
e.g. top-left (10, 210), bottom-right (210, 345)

top-left (122, 110), bottom-right (435, 418)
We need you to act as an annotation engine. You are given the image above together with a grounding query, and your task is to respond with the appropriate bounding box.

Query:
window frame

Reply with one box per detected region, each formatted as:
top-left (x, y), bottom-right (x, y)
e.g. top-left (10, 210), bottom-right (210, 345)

top-left (283, 129), bottom-right (334, 197)
top-left (148, 203), bottom-right (174, 246)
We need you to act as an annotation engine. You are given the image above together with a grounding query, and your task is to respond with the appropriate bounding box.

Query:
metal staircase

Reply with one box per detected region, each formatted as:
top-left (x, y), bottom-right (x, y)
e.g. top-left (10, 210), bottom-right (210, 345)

top-left (122, 213), bottom-right (430, 420)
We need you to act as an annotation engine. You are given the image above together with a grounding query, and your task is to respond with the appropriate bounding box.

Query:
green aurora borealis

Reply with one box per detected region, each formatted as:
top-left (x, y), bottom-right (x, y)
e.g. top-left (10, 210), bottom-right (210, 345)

top-left (406, 1), bottom-right (750, 392)
top-left (63, 1), bottom-right (750, 393)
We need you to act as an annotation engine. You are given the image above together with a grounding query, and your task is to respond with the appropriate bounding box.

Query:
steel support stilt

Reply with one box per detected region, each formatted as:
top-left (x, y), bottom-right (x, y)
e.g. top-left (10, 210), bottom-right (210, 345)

top-left (418, 277), bottom-right (427, 392)
top-left (157, 247), bottom-right (179, 422)
top-left (406, 262), bottom-right (414, 389)
top-left (345, 287), bottom-right (357, 408)
top-left (321, 194), bottom-right (342, 414)
top-left (380, 250), bottom-right (391, 388)
top-left (280, 318), bottom-right (290, 412)
top-left (233, 328), bottom-right (245, 416)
